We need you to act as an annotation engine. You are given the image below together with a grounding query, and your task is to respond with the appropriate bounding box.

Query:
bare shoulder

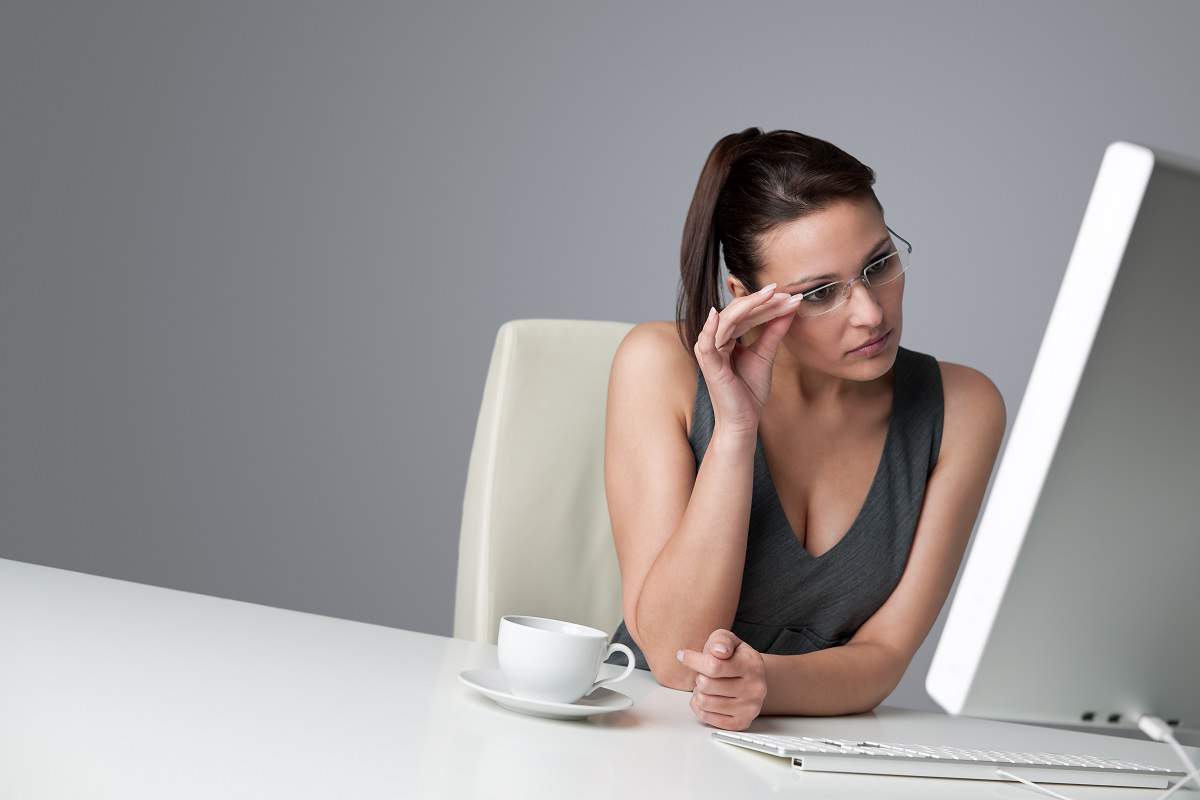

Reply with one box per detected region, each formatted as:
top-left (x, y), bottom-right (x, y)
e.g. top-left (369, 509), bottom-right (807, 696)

top-left (936, 360), bottom-right (1008, 462)
top-left (610, 321), bottom-right (698, 436)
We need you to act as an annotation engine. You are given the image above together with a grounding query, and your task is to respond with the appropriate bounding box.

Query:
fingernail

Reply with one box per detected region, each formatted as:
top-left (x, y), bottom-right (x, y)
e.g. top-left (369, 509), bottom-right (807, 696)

top-left (707, 307), bottom-right (716, 321)
top-left (758, 283), bottom-right (777, 294)
top-left (676, 649), bottom-right (684, 661)
top-left (713, 645), bottom-right (729, 656)
top-left (785, 294), bottom-right (804, 305)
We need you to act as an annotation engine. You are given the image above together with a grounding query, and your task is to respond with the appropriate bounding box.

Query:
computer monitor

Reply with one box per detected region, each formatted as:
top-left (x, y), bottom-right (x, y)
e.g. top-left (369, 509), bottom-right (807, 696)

top-left (926, 140), bottom-right (1200, 746)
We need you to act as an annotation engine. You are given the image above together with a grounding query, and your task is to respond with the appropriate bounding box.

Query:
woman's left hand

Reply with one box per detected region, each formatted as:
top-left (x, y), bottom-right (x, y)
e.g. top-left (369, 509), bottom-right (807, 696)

top-left (676, 628), bottom-right (767, 731)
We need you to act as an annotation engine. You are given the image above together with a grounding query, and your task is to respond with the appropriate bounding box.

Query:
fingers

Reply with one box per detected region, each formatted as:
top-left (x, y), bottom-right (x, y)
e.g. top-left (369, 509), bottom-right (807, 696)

top-left (693, 306), bottom-right (725, 370)
top-left (694, 287), bottom-right (802, 370)
top-left (747, 301), bottom-right (800, 362)
top-left (685, 633), bottom-right (767, 731)
top-left (691, 705), bottom-right (736, 728)
top-left (729, 291), bottom-right (805, 341)
top-left (691, 690), bottom-right (742, 715)
top-left (676, 647), bottom-right (738, 678)
top-left (713, 284), bottom-right (784, 349)
top-left (693, 671), bottom-right (740, 696)
top-left (703, 628), bottom-right (743, 659)
top-left (690, 690), bottom-right (750, 731)
top-left (717, 292), bottom-right (806, 349)
top-left (709, 281), bottom-right (777, 347)
top-left (694, 303), bottom-right (752, 371)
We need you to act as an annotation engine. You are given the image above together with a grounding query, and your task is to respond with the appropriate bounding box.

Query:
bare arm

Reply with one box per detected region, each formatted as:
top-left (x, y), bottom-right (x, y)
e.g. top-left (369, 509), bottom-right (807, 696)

top-left (634, 425), bottom-right (756, 688)
top-left (609, 294), bottom-right (799, 691)
top-left (760, 362), bottom-right (1008, 715)
top-left (759, 642), bottom-right (902, 716)
top-left (605, 323), bottom-right (757, 690)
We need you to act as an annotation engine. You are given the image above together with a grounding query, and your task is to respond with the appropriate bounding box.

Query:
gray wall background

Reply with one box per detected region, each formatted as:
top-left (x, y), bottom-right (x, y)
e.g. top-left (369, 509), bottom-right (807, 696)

top-left (3, 0), bottom-right (1198, 712)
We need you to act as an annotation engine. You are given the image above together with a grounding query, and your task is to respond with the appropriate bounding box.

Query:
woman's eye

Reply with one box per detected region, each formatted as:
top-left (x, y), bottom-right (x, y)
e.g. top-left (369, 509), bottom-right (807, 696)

top-left (804, 285), bottom-right (835, 302)
top-left (867, 251), bottom-right (898, 275)
top-left (864, 255), bottom-right (889, 276)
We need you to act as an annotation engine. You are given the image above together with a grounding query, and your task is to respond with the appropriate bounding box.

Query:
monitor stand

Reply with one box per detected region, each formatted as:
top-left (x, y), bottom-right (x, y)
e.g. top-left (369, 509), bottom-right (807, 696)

top-left (982, 717), bottom-right (1200, 747)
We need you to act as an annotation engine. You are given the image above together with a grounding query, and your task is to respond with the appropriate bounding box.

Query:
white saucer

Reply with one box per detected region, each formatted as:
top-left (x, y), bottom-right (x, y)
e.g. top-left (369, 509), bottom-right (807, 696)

top-left (458, 667), bottom-right (634, 720)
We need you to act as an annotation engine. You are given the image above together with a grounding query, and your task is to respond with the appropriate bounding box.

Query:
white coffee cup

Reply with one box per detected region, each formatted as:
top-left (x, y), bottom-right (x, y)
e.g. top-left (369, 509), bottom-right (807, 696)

top-left (497, 615), bottom-right (636, 704)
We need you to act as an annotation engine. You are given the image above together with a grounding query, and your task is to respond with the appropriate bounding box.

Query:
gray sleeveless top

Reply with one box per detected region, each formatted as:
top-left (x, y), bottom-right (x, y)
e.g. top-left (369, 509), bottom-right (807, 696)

top-left (605, 344), bottom-right (943, 670)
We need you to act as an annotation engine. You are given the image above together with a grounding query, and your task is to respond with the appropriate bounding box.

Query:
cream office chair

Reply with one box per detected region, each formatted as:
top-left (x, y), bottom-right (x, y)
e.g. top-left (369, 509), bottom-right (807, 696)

top-left (453, 318), bottom-right (636, 645)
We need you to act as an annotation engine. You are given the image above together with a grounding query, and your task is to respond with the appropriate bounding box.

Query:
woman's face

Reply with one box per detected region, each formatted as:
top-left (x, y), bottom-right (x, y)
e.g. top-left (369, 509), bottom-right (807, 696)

top-left (727, 195), bottom-right (904, 384)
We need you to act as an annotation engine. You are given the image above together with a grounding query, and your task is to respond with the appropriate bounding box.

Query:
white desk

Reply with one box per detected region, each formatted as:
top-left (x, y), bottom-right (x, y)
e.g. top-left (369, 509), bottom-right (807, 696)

top-left (2, 557), bottom-right (1194, 798)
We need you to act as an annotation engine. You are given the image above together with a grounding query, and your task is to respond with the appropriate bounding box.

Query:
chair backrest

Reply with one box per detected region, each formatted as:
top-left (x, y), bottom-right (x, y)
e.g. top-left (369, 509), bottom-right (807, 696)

top-left (453, 318), bottom-right (636, 644)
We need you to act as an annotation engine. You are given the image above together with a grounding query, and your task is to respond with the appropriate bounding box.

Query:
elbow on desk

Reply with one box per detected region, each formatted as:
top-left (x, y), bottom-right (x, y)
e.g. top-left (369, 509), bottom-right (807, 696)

top-left (621, 618), bottom-right (693, 691)
top-left (850, 673), bottom-right (899, 716)
top-left (651, 665), bottom-right (694, 692)
top-left (854, 693), bottom-right (887, 716)
top-left (644, 651), bottom-right (695, 692)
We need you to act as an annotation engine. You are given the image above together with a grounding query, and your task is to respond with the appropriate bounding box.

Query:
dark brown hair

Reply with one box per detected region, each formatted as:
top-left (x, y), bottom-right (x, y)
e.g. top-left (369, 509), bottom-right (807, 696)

top-left (675, 127), bottom-right (883, 357)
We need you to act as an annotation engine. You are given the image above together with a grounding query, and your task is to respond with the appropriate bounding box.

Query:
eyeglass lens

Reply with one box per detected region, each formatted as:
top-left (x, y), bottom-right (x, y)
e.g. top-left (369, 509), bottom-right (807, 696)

top-left (794, 232), bottom-right (909, 317)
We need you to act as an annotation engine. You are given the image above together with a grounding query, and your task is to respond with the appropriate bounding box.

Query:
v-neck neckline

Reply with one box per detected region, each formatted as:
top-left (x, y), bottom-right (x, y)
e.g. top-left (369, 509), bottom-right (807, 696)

top-left (754, 348), bottom-right (905, 562)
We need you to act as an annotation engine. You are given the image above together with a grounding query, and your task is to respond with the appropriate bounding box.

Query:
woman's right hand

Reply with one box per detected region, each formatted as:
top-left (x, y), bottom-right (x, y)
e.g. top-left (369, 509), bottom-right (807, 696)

top-left (693, 283), bottom-right (805, 436)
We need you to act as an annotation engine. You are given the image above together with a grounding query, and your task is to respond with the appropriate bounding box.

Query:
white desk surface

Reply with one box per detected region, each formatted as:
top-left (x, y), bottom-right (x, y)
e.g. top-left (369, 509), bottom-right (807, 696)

top-left (2, 557), bottom-right (1195, 799)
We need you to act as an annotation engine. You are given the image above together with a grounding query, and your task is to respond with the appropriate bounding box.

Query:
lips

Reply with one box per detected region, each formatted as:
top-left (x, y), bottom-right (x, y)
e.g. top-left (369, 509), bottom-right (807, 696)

top-left (850, 330), bottom-right (890, 353)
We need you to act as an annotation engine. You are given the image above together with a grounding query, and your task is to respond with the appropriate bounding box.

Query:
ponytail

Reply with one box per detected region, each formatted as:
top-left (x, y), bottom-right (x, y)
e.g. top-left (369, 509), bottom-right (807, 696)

top-left (675, 128), bottom-right (763, 357)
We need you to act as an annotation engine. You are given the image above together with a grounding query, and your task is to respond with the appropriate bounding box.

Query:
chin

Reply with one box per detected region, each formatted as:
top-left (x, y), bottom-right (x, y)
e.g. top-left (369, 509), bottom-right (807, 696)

top-left (852, 338), bottom-right (898, 377)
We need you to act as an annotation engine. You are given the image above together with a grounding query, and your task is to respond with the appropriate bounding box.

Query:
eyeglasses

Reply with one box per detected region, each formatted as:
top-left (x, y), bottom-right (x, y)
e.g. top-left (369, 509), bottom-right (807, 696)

top-left (792, 226), bottom-right (912, 318)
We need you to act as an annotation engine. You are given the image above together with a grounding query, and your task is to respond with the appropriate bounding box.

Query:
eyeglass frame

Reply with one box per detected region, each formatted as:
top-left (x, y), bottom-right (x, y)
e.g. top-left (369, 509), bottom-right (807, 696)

top-left (793, 225), bottom-right (912, 317)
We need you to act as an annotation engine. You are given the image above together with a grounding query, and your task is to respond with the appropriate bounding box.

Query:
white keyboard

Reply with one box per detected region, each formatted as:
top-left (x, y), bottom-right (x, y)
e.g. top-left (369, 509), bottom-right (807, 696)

top-left (712, 731), bottom-right (1187, 790)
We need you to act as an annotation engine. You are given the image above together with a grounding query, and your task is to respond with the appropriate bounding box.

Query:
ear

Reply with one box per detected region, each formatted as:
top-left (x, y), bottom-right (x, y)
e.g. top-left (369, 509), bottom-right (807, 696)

top-left (726, 275), bottom-right (751, 301)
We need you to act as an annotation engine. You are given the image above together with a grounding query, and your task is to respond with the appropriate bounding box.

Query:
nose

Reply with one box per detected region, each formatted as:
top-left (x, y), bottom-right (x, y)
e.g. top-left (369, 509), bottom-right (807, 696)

top-left (845, 278), bottom-right (884, 325)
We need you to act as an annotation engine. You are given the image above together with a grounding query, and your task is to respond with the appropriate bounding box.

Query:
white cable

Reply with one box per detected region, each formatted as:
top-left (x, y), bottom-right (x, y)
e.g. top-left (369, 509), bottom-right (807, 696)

top-left (1139, 714), bottom-right (1200, 799)
top-left (993, 713), bottom-right (1200, 800)
top-left (995, 769), bottom-right (1078, 799)
top-left (1156, 775), bottom-right (1195, 800)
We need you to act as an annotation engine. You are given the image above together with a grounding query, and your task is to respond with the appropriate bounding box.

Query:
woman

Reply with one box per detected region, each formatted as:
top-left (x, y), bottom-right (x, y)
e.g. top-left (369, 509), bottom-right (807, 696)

top-left (602, 127), bottom-right (1007, 731)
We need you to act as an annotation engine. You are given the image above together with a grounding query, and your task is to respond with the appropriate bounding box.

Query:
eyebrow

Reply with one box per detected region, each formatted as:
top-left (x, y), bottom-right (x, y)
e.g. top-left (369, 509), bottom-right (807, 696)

top-left (781, 234), bottom-right (894, 289)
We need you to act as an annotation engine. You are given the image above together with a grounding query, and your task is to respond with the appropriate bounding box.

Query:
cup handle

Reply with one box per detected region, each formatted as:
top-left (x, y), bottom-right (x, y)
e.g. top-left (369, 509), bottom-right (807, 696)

top-left (591, 643), bottom-right (636, 693)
